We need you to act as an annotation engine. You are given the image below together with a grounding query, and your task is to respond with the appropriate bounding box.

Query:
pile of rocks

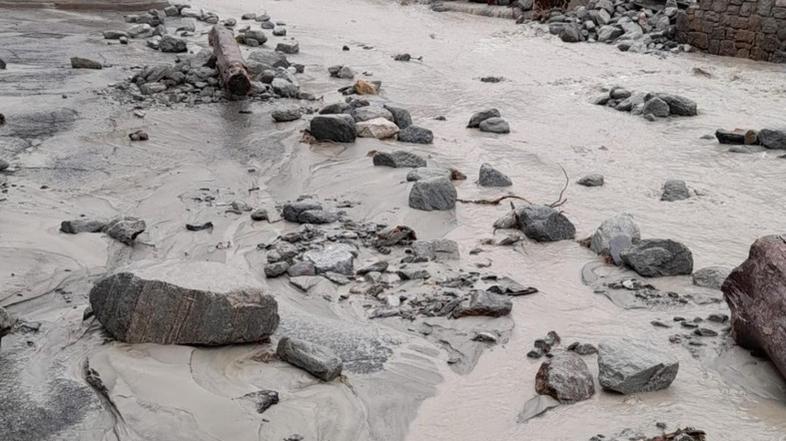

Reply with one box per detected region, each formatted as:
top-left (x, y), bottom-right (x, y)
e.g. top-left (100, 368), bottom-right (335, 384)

top-left (593, 87), bottom-right (698, 120)
top-left (61, 216), bottom-right (146, 246)
top-left (716, 127), bottom-right (786, 151)
top-left (467, 108), bottom-right (510, 134)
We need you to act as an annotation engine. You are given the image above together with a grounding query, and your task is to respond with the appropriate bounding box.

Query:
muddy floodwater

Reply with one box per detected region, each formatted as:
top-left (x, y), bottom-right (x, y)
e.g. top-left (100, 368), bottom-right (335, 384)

top-left (1, 0), bottom-right (786, 440)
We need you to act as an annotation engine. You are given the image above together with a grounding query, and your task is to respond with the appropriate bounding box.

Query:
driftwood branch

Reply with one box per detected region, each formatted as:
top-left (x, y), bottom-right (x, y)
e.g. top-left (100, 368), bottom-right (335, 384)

top-left (457, 165), bottom-right (569, 208)
top-left (208, 26), bottom-right (251, 96)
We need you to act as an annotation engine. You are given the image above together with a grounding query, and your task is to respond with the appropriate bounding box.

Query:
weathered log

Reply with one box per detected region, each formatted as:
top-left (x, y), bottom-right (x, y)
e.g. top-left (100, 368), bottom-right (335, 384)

top-left (208, 26), bottom-right (251, 96)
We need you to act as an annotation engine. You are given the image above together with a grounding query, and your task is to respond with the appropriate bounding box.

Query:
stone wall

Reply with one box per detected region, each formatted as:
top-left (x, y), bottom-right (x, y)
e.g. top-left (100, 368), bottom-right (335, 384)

top-left (675, 0), bottom-right (786, 63)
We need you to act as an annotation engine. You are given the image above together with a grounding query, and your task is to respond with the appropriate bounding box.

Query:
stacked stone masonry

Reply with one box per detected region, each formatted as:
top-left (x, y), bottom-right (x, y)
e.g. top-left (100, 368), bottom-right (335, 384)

top-left (675, 0), bottom-right (786, 63)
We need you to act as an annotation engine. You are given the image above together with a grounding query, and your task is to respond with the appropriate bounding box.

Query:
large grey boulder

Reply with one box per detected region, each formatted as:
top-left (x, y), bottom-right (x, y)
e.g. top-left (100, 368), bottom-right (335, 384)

top-left (620, 239), bottom-right (693, 277)
top-left (408, 177), bottom-right (457, 211)
top-left (597, 339), bottom-right (679, 394)
top-left (515, 205), bottom-right (576, 242)
top-left (478, 163), bottom-right (512, 187)
top-left (309, 114), bottom-right (356, 143)
top-left (655, 93), bottom-right (698, 116)
top-left (722, 235), bottom-right (786, 380)
top-left (478, 117), bottom-right (510, 134)
top-left (277, 337), bottom-right (343, 381)
top-left (303, 244), bottom-right (355, 275)
top-left (467, 108), bottom-right (500, 128)
top-left (535, 352), bottom-right (595, 403)
top-left (661, 179), bottom-right (690, 201)
top-left (398, 125), bottom-right (433, 144)
top-left (452, 290), bottom-right (512, 318)
top-left (692, 266), bottom-right (731, 290)
top-left (373, 150), bottom-right (426, 168)
top-left (759, 128), bottom-right (786, 149)
top-left (590, 214), bottom-right (641, 256)
top-left (89, 261), bottom-right (279, 345)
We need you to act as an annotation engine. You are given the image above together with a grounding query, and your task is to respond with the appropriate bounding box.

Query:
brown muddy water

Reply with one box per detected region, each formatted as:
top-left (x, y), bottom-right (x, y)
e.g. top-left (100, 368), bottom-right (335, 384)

top-left (1, 0), bottom-right (786, 440)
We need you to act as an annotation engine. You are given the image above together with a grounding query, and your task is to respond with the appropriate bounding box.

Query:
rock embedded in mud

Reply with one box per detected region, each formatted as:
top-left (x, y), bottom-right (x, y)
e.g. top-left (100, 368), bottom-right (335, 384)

top-left (398, 125), bottom-right (433, 144)
top-left (642, 97), bottom-right (670, 118)
top-left (373, 150), bottom-right (427, 168)
top-left (535, 352), bottom-right (595, 403)
top-left (487, 276), bottom-right (538, 296)
top-left (620, 239), bottom-right (693, 277)
top-left (452, 290), bottom-right (512, 318)
top-left (661, 179), bottom-right (690, 201)
top-left (103, 30), bottom-right (129, 40)
top-left (383, 104), bottom-right (412, 129)
top-left (0, 306), bottom-right (17, 347)
top-left (406, 167), bottom-right (451, 182)
top-left (303, 244), bottom-right (355, 275)
top-left (60, 218), bottom-right (107, 234)
top-left (408, 177), bottom-right (457, 211)
top-left (375, 225), bottom-right (417, 246)
top-left (759, 129), bottom-right (786, 150)
top-left (70, 57), bottom-right (103, 69)
top-left (467, 108), bottom-right (501, 128)
top-left (722, 235), bottom-right (786, 380)
top-left (715, 129), bottom-right (758, 145)
top-left (328, 64), bottom-right (354, 79)
top-left (104, 217), bottom-right (146, 245)
top-left (89, 260), bottom-right (279, 345)
top-left (159, 35), bottom-right (188, 53)
top-left (249, 49), bottom-right (290, 69)
top-left (275, 41), bottom-right (300, 54)
top-left (692, 266), bottom-right (731, 290)
top-left (357, 118), bottom-right (399, 139)
top-left (411, 239), bottom-right (460, 261)
top-left (298, 209), bottom-right (338, 224)
top-left (309, 114), bottom-right (357, 143)
top-left (277, 337), bottom-right (343, 381)
top-left (353, 79), bottom-right (380, 95)
top-left (478, 163), bottom-right (512, 187)
top-left (655, 93), bottom-right (698, 117)
top-left (515, 205), bottom-right (576, 242)
top-left (597, 339), bottom-right (679, 394)
top-left (129, 129), bottom-right (149, 141)
top-left (241, 390), bottom-right (279, 414)
top-left (577, 173), bottom-right (604, 187)
top-left (590, 213), bottom-right (640, 257)
top-left (272, 108), bottom-right (302, 122)
top-left (478, 117), bottom-right (510, 134)
top-left (287, 261), bottom-right (316, 277)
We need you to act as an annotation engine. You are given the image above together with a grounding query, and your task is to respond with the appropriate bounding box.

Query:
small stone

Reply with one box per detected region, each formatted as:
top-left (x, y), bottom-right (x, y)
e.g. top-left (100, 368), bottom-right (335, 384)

top-left (373, 150), bottom-right (427, 168)
top-left (309, 114), bottom-right (356, 143)
top-left (515, 205), bottom-right (576, 242)
top-left (104, 217), bottom-right (146, 245)
top-left (251, 209), bottom-right (269, 221)
top-left (275, 41), bottom-right (299, 54)
top-left (467, 109), bottom-right (500, 128)
top-left (620, 239), bottom-right (693, 277)
top-left (577, 173), bottom-right (604, 187)
top-left (265, 262), bottom-right (289, 278)
top-left (478, 163), bottom-right (512, 187)
top-left (598, 339), bottom-right (679, 394)
top-left (287, 261), bottom-right (316, 277)
top-left (478, 117), bottom-right (510, 134)
top-left (129, 130), bottom-right (149, 141)
top-left (272, 27), bottom-right (287, 36)
top-left (692, 266), bottom-right (731, 290)
top-left (452, 290), bottom-right (513, 318)
top-left (759, 128), bottom-right (786, 150)
top-left (356, 118), bottom-right (399, 139)
top-left (382, 105), bottom-right (412, 129)
top-left (60, 218), bottom-right (107, 234)
top-left (272, 108), bottom-right (302, 122)
top-left (661, 179), bottom-right (690, 201)
top-left (642, 97), bottom-right (670, 118)
top-left (159, 35), bottom-right (187, 53)
top-left (694, 327), bottom-right (719, 337)
top-left (70, 57), bottom-right (102, 69)
top-left (241, 390), bottom-right (279, 414)
top-left (398, 126), bottom-right (433, 144)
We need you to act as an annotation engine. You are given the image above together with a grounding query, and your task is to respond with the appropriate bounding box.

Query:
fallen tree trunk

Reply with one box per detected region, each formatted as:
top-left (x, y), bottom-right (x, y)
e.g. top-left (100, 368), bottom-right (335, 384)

top-left (208, 26), bottom-right (251, 96)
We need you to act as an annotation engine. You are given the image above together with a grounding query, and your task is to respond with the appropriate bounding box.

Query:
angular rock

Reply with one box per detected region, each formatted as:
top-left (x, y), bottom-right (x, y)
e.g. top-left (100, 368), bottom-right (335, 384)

top-left (265, 261), bottom-right (289, 278)
top-left (597, 339), bottom-right (679, 394)
top-left (478, 117), bottom-right (510, 134)
top-left (282, 200), bottom-right (322, 222)
top-left (722, 235), bottom-right (786, 379)
top-left (478, 163), bottom-right (512, 187)
top-left (515, 205), bottom-right (576, 242)
top-left (373, 150), bottom-right (426, 168)
top-left (535, 352), bottom-right (595, 403)
top-left (398, 125), bottom-right (433, 144)
top-left (272, 27), bottom-right (286, 37)
top-left (467, 108), bottom-right (500, 128)
top-left (406, 167), bottom-right (451, 182)
top-left (692, 266), bottom-right (731, 290)
top-left (759, 129), bottom-right (786, 150)
top-left (303, 244), bottom-right (355, 275)
top-left (309, 114), bottom-right (356, 143)
top-left (661, 179), bottom-right (690, 201)
top-left (60, 218), bottom-right (107, 234)
top-left (590, 213), bottom-right (641, 256)
top-left (70, 57), bottom-right (102, 69)
top-left (275, 41), bottom-right (299, 54)
top-left (249, 50), bottom-right (290, 69)
top-left (241, 390), bottom-right (279, 414)
top-left (655, 93), bottom-right (698, 116)
top-left (287, 261), bottom-right (316, 277)
top-left (159, 35), bottom-right (187, 53)
top-left (243, 30), bottom-right (268, 45)
top-left (349, 106), bottom-right (394, 123)
top-left (103, 30), bottom-right (129, 40)
top-left (89, 261), bottom-right (279, 345)
top-left (642, 97), bottom-right (670, 118)
top-left (104, 217), bottom-right (146, 245)
top-left (452, 290), bottom-right (512, 318)
top-left (272, 107), bottom-right (302, 122)
top-left (487, 276), bottom-right (538, 296)
top-left (298, 209), bottom-right (338, 224)
top-left (277, 337), bottom-right (343, 381)
top-left (375, 225), bottom-right (417, 246)
top-left (597, 25), bottom-right (624, 42)
top-left (383, 105), bottom-right (412, 129)
top-left (559, 23), bottom-right (584, 43)
top-left (356, 117), bottom-right (399, 139)
top-left (577, 173), bottom-right (604, 187)
top-left (408, 177), bottom-right (457, 211)
top-left (620, 239), bottom-right (694, 277)
top-left (271, 78), bottom-right (299, 98)
top-left (411, 239), bottom-right (460, 261)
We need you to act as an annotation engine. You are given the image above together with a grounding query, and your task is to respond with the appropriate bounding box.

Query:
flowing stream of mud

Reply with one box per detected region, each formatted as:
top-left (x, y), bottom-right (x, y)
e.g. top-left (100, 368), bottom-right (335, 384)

top-left (1, 0), bottom-right (786, 440)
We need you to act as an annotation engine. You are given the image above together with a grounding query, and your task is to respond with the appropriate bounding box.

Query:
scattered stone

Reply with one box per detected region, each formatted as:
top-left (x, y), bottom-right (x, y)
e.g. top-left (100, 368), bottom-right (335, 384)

top-left (70, 57), bottom-right (102, 69)
top-left (60, 218), bottom-right (107, 234)
top-left (406, 167), bottom-right (451, 182)
top-left (303, 244), bottom-right (355, 275)
top-left (104, 217), bottom-right (146, 245)
top-left (397, 267), bottom-right (431, 280)
top-left (398, 125), bottom-right (433, 144)
top-left (393, 53), bottom-right (412, 61)
top-left (265, 261), bottom-right (289, 278)
top-left (411, 239), bottom-right (460, 261)
top-left (408, 177), bottom-right (457, 211)
top-left (356, 261), bottom-right (389, 275)
top-left (289, 276), bottom-right (323, 292)
top-left (185, 222), bottom-right (213, 232)
top-left (577, 173), bottom-right (604, 187)
top-left (0, 306), bottom-right (18, 346)
top-left (276, 337), bottom-right (343, 381)
top-left (353, 79), bottom-right (379, 95)
top-left (309, 114), bottom-right (356, 143)
top-left (661, 179), bottom-right (690, 201)
top-left (559, 23), bottom-right (584, 43)
top-left (273, 27), bottom-right (287, 36)
top-left (241, 390), bottom-right (279, 414)
top-left (328, 64), bottom-right (354, 79)
top-left (478, 163), bottom-right (512, 187)
top-left (275, 41), bottom-right (299, 54)
top-left (375, 225), bottom-right (417, 246)
top-left (103, 30), bottom-right (129, 40)
top-left (383, 105), bottom-right (412, 129)
top-left (0, 58), bottom-right (5, 69)
top-left (0, 158), bottom-right (8, 170)
top-left (487, 277), bottom-right (538, 296)
top-left (467, 109), bottom-right (500, 128)
top-left (159, 35), bottom-right (187, 53)
top-left (356, 118), bottom-right (399, 139)
top-left (759, 129), bottom-right (786, 150)
top-left (597, 339), bottom-right (679, 394)
top-left (620, 239), bottom-right (694, 277)
top-left (350, 106), bottom-right (394, 123)
top-left (643, 97), bottom-right (670, 118)
top-left (373, 150), bottom-right (427, 168)
top-left (590, 213), bottom-right (641, 260)
top-left (129, 129), bottom-right (149, 141)
top-left (692, 266), bottom-right (731, 290)
top-left (694, 327), bottom-right (718, 337)
top-left (567, 342), bottom-right (598, 355)
top-left (452, 290), bottom-right (512, 318)
top-left (515, 205), bottom-right (576, 242)
top-left (89, 261), bottom-right (279, 344)
top-left (535, 352), bottom-right (595, 403)
top-left (251, 208), bottom-right (269, 221)
top-left (272, 107), bottom-right (302, 122)
top-left (656, 93), bottom-right (698, 116)
top-left (478, 117), bottom-right (510, 134)
top-left (715, 129), bottom-right (758, 145)
top-left (287, 261), bottom-right (316, 277)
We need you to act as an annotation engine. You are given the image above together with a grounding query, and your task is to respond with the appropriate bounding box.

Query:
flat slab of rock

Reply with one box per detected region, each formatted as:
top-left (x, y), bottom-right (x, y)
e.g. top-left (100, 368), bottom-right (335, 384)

top-left (89, 260), bottom-right (279, 345)
top-left (408, 177), bottom-right (457, 211)
top-left (277, 337), bottom-right (343, 381)
top-left (309, 114), bottom-right (356, 143)
top-left (515, 205), bottom-right (576, 242)
top-left (535, 352), bottom-right (595, 403)
top-left (373, 150), bottom-right (426, 168)
top-left (303, 244), bottom-right (355, 275)
top-left (487, 276), bottom-right (538, 296)
top-left (620, 239), bottom-right (693, 277)
top-left (597, 339), bottom-right (679, 394)
top-left (452, 290), bottom-right (512, 318)
top-left (722, 235), bottom-right (786, 379)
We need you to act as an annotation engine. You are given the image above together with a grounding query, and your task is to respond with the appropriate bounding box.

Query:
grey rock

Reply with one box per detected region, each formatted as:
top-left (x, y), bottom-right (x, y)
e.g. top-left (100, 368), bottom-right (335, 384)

top-left (590, 214), bottom-right (641, 256)
top-left (260, 21), bottom-right (275, 29)
top-left (398, 125), bottom-right (433, 144)
top-left (271, 78), bottom-right (299, 98)
top-left (282, 200), bottom-right (322, 222)
top-left (243, 30), bottom-right (268, 45)
top-left (559, 23), bottom-right (584, 43)
top-left (406, 167), bottom-right (451, 182)
top-left (272, 108), bottom-right (302, 122)
top-left (759, 128), bottom-right (786, 150)
top-left (277, 337), bottom-right (343, 381)
top-left (309, 114), bottom-right (356, 143)
top-left (349, 106), bottom-right (394, 123)
top-left (287, 261), bottom-right (316, 277)
top-left (248, 50), bottom-right (290, 69)
top-left (0, 159), bottom-right (9, 171)
top-left (467, 108), bottom-right (501, 128)
top-left (0, 306), bottom-right (17, 345)
top-left (487, 276), bottom-right (538, 296)
top-left (478, 117), bottom-right (510, 134)
top-left (517, 395), bottom-right (560, 423)
top-left (159, 35), bottom-right (187, 53)
top-left (478, 163), bottom-right (512, 187)
top-left (373, 150), bottom-right (427, 168)
top-left (411, 239), bottom-right (460, 261)
top-left (357, 261), bottom-right (389, 275)
top-left (597, 339), bottom-right (679, 394)
top-left (328, 65), bottom-right (354, 79)
top-left (515, 205), bottom-right (576, 242)
top-left (272, 27), bottom-right (287, 36)
top-left (408, 177), bottom-right (457, 211)
top-left (620, 239), bottom-right (694, 277)
top-left (289, 275), bottom-right (323, 292)
top-left (241, 390), bottom-right (279, 414)
top-left (452, 290), bottom-right (513, 318)
top-left (297, 209), bottom-right (338, 224)
top-left (89, 260), bottom-right (279, 344)
top-left (597, 25), bottom-right (623, 42)
top-left (535, 352), bottom-right (595, 403)
top-left (70, 57), bottom-right (102, 69)
top-left (0, 58), bottom-right (5, 69)
top-left (103, 30), bottom-right (129, 40)
top-left (397, 267), bottom-right (431, 280)
top-left (251, 209), bottom-right (269, 221)
top-left (268, 242), bottom-right (298, 263)
top-left (375, 225), bottom-right (417, 246)
top-left (303, 244), bottom-right (355, 275)
top-left (319, 102), bottom-right (351, 114)
top-left (517, 0), bottom-right (534, 9)
top-left (383, 105), bottom-right (412, 129)
top-left (642, 97), bottom-right (670, 118)
top-left (60, 218), bottom-right (107, 234)
top-left (692, 266), bottom-right (731, 290)
top-left (655, 93), bottom-right (698, 116)
top-left (577, 173), bottom-right (604, 187)
top-left (104, 217), bottom-right (145, 245)
top-left (661, 179), bottom-right (690, 201)
top-left (264, 261), bottom-right (289, 278)
top-left (275, 41), bottom-right (299, 54)
top-left (715, 129), bottom-right (758, 145)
